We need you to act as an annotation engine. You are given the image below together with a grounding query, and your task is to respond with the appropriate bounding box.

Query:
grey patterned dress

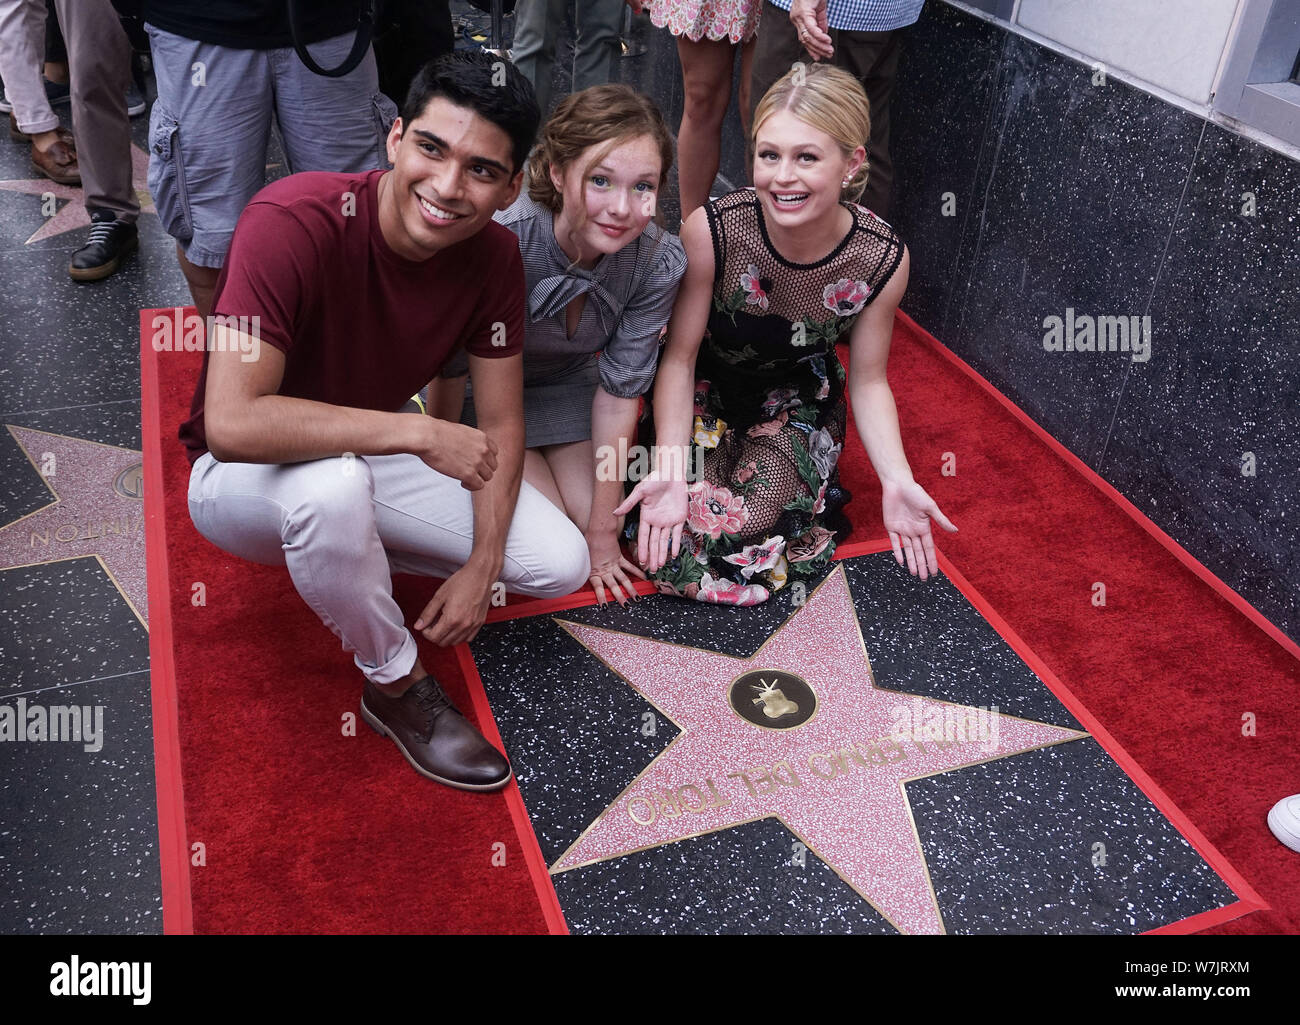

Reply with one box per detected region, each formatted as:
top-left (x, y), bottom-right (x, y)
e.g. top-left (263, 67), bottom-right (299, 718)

top-left (451, 193), bottom-right (687, 447)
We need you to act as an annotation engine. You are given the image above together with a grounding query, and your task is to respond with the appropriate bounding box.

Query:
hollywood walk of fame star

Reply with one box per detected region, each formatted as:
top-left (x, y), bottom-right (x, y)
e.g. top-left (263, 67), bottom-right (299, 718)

top-left (0, 143), bottom-right (154, 244)
top-left (0, 425), bottom-right (147, 627)
top-left (551, 565), bottom-right (1089, 935)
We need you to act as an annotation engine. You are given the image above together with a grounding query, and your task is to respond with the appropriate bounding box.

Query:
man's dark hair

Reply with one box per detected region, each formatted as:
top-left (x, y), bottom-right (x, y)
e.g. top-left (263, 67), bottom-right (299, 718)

top-left (400, 51), bottom-right (540, 173)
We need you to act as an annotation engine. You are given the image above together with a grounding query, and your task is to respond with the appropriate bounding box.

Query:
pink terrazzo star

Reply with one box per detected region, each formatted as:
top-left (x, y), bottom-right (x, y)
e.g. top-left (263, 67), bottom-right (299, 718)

top-left (0, 143), bottom-right (154, 243)
top-left (553, 565), bottom-right (1087, 934)
top-left (0, 425), bottom-right (146, 626)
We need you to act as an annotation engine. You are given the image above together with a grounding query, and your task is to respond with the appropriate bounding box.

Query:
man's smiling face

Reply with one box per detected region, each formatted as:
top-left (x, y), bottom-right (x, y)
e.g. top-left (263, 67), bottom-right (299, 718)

top-left (379, 96), bottom-right (523, 260)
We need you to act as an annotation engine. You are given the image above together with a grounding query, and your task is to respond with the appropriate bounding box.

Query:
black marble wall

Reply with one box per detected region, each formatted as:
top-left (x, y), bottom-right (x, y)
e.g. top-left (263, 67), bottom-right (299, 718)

top-left (889, 1), bottom-right (1299, 643)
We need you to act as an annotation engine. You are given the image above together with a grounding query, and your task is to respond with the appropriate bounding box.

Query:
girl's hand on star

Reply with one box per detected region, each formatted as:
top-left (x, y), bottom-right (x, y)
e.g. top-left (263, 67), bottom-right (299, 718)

top-left (881, 479), bottom-right (957, 580)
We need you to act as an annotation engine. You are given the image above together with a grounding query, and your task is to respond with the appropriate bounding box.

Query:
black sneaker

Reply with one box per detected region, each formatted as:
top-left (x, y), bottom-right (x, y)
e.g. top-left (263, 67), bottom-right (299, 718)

top-left (44, 78), bottom-right (70, 107)
top-left (69, 210), bottom-right (138, 282)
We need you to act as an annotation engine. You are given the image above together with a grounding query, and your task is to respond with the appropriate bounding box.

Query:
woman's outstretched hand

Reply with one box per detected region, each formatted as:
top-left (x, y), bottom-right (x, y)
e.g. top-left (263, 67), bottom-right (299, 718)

top-left (587, 529), bottom-right (647, 607)
top-left (881, 479), bottom-right (958, 580)
top-left (613, 472), bottom-right (689, 574)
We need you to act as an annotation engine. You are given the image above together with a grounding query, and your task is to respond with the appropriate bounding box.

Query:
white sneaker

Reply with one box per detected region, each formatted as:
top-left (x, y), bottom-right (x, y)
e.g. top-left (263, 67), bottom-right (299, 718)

top-left (1267, 793), bottom-right (1300, 853)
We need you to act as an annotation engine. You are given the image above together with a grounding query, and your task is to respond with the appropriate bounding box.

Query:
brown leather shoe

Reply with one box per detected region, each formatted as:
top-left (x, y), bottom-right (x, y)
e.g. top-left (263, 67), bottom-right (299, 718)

top-left (360, 676), bottom-right (511, 791)
top-left (10, 111), bottom-right (74, 147)
top-left (31, 137), bottom-right (80, 185)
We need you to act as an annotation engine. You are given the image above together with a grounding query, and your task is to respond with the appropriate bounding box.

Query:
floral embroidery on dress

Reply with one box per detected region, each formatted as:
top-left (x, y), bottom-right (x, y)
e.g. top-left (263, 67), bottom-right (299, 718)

top-left (693, 415), bottom-right (726, 448)
top-left (698, 572), bottom-right (769, 606)
top-left (722, 535), bottom-right (785, 579)
top-left (649, 0), bottom-right (762, 44)
top-left (687, 482), bottom-right (749, 540)
top-left (741, 265), bottom-right (770, 310)
top-left (823, 278), bottom-right (873, 317)
top-left (719, 265), bottom-right (774, 323)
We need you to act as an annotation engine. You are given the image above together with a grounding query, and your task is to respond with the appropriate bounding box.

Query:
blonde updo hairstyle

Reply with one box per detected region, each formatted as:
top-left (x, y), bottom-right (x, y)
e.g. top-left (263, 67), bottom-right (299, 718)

top-left (527, 84), bottom-right (676, 235)
top-left (751, 62), bottom-right (872, 205)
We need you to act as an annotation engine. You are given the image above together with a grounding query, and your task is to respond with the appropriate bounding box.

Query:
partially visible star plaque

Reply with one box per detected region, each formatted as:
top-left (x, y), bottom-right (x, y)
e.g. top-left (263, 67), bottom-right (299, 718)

top-left (0, 425), bottom-right (147, 625)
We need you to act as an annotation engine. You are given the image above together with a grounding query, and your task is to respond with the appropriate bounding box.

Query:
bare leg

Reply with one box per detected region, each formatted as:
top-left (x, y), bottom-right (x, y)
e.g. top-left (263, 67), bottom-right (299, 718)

top-left (541, 440), bottom-right (594, 533)
top-left (177, 242), bottom-right (219, 320)
top-left (738, 36), bottom-right (757, 137)
top-left (523, 447), bottom-right (566, 515)
top-left (427, 374), bottom-right (467, 422)
top-left (676, 36), bottom-right (736, 222)
top-left (375, 659), bottom-right (428, 697)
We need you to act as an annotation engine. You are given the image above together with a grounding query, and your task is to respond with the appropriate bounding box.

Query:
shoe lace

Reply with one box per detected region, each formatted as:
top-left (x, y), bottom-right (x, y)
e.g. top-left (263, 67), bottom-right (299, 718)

top-left (86, 220), bottom-right (117, 246)
top-left (411, 678), bottom-right (453, 722)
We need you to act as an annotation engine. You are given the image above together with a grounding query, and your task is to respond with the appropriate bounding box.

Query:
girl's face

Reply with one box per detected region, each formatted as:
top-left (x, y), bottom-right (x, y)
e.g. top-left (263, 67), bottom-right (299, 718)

top-left (752, 109), bottom-right (864, 227)
top-left (551, 134), bottom-right (663, 267)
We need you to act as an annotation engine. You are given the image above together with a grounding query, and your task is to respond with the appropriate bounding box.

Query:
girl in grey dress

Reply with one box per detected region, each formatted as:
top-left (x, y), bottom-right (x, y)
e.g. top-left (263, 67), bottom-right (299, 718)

top-left (434, 85), bottom-right (687, 606)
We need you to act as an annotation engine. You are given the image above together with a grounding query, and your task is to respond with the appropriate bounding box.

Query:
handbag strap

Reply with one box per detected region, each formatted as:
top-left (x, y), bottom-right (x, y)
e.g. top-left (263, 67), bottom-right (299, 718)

top-left (287, 0), bottom-right (377, 78)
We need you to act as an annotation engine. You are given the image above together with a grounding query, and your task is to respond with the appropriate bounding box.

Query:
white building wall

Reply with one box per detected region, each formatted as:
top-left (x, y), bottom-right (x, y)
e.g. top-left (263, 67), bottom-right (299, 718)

top-left (1013, 0), bottom-right (1242, 103)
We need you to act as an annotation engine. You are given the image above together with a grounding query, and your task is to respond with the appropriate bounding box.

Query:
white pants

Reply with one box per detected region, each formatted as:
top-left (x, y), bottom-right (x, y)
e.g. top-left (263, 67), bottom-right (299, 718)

top-left (187, 451), bottom-right (590, 684)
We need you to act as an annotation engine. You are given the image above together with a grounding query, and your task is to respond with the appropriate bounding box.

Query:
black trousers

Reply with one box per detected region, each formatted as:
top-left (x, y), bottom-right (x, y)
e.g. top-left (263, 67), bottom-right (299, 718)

top-left (749, 0), bottom-right (903, 218)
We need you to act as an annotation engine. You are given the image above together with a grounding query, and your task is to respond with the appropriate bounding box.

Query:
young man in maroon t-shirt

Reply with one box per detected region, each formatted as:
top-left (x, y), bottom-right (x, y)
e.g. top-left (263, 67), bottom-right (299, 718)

top-left (179, 53), bottom-right (589, 792)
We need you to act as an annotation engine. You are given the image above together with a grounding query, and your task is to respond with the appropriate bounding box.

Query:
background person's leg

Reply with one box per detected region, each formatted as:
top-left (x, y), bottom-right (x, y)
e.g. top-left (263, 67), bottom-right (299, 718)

top-left (831, 27), bottom-right (902, 218)
top-left (0, 0), bottom-right (59, 135)
top-left (271, 31), bottom-right (395, 175)
top-left (676, 35), bottom-right (736, 222)
top-left (572, 0), bottom-right (622, 93)
top-left (145, 25), bottom-right (274, 304)
top-left (374, 0), bottom-right (454, 108)
top-left (52, 0), bottom-right (133, 221)
top-left (510, 0), bottom-right (563, 115)
top-left (0, 0), bottom-right (76, 184)
top-left (747, 0), bottom-right (803, 128)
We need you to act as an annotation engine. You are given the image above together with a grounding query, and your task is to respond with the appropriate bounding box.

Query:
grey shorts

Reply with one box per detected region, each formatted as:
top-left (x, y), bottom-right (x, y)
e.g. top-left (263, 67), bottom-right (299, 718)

top-left (145, 23), bottom-right (398, 268)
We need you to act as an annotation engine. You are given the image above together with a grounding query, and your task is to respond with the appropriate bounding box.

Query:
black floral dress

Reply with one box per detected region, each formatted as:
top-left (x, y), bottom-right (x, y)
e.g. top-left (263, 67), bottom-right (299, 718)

top-left (640, 188), bottom-right (905, 605)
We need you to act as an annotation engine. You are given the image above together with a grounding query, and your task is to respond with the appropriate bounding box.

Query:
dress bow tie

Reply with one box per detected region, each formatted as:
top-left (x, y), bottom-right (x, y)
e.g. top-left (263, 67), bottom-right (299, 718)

top-left (529, 272), bottom-right (620, 333)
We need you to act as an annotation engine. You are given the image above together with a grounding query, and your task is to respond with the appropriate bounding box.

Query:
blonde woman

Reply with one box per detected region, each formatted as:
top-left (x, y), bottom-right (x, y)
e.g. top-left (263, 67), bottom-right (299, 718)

top-left (435, 85), bottom-right (687, 606)
top-left (617, 63), bottom-right (957, 604)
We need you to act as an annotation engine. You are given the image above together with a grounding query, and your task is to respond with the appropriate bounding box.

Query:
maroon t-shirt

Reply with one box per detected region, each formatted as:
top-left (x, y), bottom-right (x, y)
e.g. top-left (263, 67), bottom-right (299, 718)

top-left (178, 168), bottom-right (525, 465)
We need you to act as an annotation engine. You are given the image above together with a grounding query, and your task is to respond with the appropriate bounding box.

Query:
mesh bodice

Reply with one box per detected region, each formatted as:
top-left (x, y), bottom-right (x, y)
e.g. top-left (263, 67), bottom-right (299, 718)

top-left (698, 188), bottom-right (905, 427)
top-left (635, 189), bottom-right (907, 606)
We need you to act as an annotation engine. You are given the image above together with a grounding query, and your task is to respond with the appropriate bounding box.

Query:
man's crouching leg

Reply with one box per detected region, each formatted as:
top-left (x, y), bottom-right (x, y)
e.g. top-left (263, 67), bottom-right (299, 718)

top-left (494, 481), bottom-right (592, 600)
top-left (187, 452), bottom-right (515, 792)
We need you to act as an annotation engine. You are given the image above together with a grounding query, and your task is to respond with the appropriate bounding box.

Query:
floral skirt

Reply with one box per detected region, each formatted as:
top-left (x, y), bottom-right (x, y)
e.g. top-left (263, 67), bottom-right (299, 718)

top-left (648, 0), bottom-right (761, 43)
top-left (640, 379), bottom-right (848, 606)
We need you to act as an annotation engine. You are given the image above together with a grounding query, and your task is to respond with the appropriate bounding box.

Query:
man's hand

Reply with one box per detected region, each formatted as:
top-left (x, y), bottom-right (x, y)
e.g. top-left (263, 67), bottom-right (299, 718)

top-left (587, 528), bottom-right (647, 607)
top-left (414, 561), bottom-right (498, 646)
top-left (416, 418), bottom-right (499, 491)
top-left (790, 0), bottom-right (833, 60)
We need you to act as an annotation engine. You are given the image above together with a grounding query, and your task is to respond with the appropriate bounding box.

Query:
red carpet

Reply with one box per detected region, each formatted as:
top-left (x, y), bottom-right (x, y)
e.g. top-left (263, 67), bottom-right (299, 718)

top-left (140, 309), bottom-right (554, 934)
top-left (142, 307), bottom-right (1299, 934)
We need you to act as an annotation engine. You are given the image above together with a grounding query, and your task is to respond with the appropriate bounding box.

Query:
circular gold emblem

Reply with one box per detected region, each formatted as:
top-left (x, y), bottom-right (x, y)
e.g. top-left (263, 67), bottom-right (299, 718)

top-left (114, 463), bottom-right (144, 500)
top-left (729, 669), bottom-right (816, 730)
